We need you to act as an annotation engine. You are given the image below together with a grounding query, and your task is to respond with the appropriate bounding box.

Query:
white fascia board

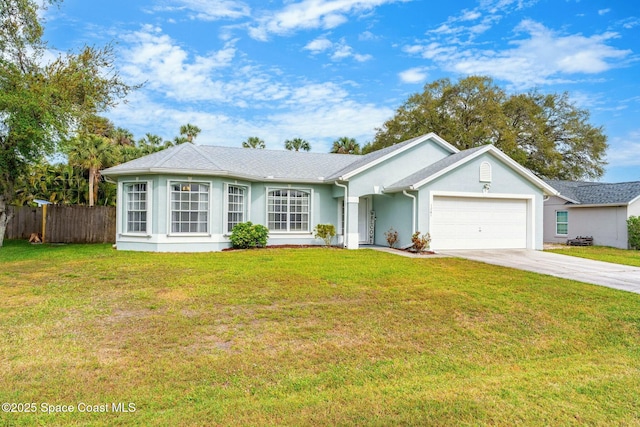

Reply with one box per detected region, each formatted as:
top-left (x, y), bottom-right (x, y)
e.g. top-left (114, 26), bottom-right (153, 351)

top-left (567, 202), bottom-right (628, 208)
top-left (103, 168), bottom-right (327, 184)
top-left (628, 194), bottom-right (640, 206)
top-left (553, 193), bottom-right (581, 204)
top-left (339, 133), bottom-right (459, 180)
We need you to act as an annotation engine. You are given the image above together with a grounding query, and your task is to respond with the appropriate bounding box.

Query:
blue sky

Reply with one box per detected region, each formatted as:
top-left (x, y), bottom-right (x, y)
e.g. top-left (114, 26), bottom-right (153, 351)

top-left (43, 0), bottom-right (639, 182)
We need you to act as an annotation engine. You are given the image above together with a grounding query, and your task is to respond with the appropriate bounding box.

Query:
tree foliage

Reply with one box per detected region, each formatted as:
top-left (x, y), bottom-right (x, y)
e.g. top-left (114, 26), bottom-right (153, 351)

top-left (0, 0), bottom-right (135, 246)
top-left (331, 137), bottom-right (360, 154)
top-left (67, 133), bottom-right (121, 207)
top-left (242, 136), bottom-right (266, 149)
top-left (628, 216), bottom-right (640, 250)
top-left (367, 76), bottom-right (608, 180)
top-left (284, 138), bottom-right (311, 152)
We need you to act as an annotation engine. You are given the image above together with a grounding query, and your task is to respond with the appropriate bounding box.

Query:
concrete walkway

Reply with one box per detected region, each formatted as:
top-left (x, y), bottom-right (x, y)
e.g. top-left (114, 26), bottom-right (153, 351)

top-left (439, 249), bottom-right (640, 294)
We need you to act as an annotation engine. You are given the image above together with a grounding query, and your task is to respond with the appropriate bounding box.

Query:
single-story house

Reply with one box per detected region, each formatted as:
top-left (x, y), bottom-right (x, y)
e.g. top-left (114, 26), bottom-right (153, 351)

top-left (101, 133), bottom-right (558, 252)
top-left (544, 180), bottom-right (640, 249)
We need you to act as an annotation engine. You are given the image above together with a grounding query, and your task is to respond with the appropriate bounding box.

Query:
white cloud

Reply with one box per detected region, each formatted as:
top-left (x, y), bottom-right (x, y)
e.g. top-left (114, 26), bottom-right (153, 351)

top-left (399, 67), bottom-right (428, 83)
top-left (598, 8), bottom-right (610, 16)
top-left (304, 37), bottom-right (333, 53)
top-left (110, 26), bottom-right (389, 150)
top-left (359, 30), bottom-right (379, 41)
top-left (119, 25), bottom-right (237, 102)
top-left (304, 37), bottom-right (372, 61)
top-left (107, 85), bottom-right (392, 152)
top-left (330, 39), bottom-right (372, 62)
top-left (619, 17), bottom-right (640, 30)
top-left (248, 0), bottom-right (405, 40)
top-left (408, 20), bottom-right (631, 89)
top-left (606, 130), bottom-right (640, 167)
top-left (156, 0), bottom-right (250, 20)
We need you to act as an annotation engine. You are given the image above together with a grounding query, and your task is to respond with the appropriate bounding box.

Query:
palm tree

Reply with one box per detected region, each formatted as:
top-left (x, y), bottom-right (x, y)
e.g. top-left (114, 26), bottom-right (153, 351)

top-left (284, 138), bottom-right (311, 152)
top-left (242, 136), bottom-right (266, 149)
top-left (173, 136), bottom-right (189, 145)
top-left (137, 133), bottom-right (165, 155)
top-left (179, 123), bottom-right (201, 143)
top-left (331, 137), bottom-right (361, 154)
top-left (68, 135), bottom-right (121, 206)
top-left (111, 127), bottom-right (134, 146)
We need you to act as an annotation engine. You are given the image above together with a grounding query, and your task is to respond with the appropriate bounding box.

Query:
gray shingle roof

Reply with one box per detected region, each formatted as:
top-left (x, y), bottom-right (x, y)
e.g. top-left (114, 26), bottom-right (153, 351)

top-left (385, 146), bottom-right (487, 191)
top-left (546, 180), bottom-right (640, 205)
top-left (102, 143), bottom-right (361, 181)
top-left (103, 134), bottom-right (456, 182)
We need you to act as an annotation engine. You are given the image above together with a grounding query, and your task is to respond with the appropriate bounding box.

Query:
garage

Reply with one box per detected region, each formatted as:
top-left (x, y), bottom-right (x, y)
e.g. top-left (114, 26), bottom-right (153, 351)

top-left (431, 196), bottom-right (529, 250)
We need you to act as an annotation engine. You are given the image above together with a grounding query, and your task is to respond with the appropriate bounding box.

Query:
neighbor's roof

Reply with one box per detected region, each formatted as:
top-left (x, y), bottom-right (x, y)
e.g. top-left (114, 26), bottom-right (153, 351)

top-left (102, 133), bottom-right (459, 183)
top-left (546, 180), bottom-right (640, 206)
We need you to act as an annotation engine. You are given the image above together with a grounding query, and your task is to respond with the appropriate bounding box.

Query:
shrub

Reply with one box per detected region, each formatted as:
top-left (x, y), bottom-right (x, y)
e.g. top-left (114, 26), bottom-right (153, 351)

top-left (411, 231), bottom-right (431, 253)
top-left (229, 222), bottom-right (269, 249)
top-left (628, 216), bottom-right (640, 250)
top-left (314, 224), bottom-right (336, 247)
top-left (384, 227), bottom-right (399, 248)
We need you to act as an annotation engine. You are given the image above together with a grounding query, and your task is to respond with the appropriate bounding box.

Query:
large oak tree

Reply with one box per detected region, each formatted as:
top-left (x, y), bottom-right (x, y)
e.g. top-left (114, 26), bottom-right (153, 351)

top-left (366, 76), bottom-right (608, 180)
top-left (0, 0), bottom-right (134, 246)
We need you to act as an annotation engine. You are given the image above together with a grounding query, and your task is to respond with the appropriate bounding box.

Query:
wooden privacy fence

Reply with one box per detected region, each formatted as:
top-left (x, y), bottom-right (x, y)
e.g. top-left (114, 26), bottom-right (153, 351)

top-left (5, 205), bottom-right (116, 244)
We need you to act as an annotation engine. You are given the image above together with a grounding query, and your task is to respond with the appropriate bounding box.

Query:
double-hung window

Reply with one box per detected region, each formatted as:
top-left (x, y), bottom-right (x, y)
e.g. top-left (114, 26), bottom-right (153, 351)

top-left (267, 189), bottom-right (310, 232)
top-left (125, 182), bottom-right (148, 233)
top-left (170, 182), bottom-right (209, 233)
top-left (226, 184), bottom-right (247, 233)
top-left (556, 210), bottom-right (568, 235)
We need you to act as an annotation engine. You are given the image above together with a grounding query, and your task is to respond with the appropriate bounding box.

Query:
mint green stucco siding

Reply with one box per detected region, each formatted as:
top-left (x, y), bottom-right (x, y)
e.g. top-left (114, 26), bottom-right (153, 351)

top-left (115, 175), bottom-right (342, 251)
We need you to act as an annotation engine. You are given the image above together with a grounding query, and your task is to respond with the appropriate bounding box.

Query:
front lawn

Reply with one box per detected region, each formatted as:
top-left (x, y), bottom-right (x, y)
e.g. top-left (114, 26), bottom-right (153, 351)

top-left (2, 240), bottom-right (640, 426)
top-left (547, 245), bottom-right (640, 267)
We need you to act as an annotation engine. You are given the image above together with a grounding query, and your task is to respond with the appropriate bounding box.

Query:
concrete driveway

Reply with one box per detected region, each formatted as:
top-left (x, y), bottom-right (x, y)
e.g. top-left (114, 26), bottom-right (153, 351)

top-left (440, 249), bottom-right (640, 294)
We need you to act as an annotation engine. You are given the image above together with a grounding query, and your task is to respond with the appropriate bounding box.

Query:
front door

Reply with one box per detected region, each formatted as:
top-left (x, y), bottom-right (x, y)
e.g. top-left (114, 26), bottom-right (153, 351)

top-left (358, 197), bottom-right (370, 244)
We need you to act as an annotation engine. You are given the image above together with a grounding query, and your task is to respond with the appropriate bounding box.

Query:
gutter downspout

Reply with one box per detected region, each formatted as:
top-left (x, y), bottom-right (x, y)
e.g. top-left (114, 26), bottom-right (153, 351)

top-left (403, 190), bottom-right (417, 234)
top-left (335, 181), bottom-right (349, 248)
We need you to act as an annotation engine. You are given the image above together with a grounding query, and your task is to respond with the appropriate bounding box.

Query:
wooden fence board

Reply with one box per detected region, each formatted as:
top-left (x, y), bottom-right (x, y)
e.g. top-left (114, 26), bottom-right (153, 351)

top-left (4, 205), bottom-right (116, 244)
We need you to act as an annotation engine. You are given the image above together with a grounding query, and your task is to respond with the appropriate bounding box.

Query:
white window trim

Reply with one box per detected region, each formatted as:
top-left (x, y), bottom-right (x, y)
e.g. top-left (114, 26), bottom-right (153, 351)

top-left (167, 180), bottom-right (212, 236)
top-left (223, 182), bottom-right (250, 236)
top-left (555, 210), bottom-right (568, 236)
top-left (120, 180), bottom-right (152, 237)
top-left (266, 186), bottom-right (313, 234)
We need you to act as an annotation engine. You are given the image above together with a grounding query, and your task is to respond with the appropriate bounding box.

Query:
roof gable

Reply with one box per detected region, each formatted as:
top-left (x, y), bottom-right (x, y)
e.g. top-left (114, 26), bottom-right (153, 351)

top-left (385, 145), bottom-right (559, 195)
top-left (327, 133), bottom-right (459, 181)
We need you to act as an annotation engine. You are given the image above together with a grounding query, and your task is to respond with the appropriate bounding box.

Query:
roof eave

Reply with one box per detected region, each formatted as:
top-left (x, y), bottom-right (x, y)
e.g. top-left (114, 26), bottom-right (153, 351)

top-left (102, 168), bottom-right (328, 184)
top-left (567, 202), bottom-right (630, 208)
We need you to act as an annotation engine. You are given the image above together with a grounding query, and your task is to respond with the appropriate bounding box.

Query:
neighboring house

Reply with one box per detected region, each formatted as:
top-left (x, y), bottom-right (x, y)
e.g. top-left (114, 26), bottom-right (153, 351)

top-left (544, 180), bottom-right (640, 249)
top-left (101, 133), bottom-right (558, 252)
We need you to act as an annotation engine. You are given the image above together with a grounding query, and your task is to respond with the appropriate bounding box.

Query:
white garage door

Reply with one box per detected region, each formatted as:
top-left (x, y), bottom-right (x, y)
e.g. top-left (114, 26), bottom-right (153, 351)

top-left (431, 196), bottom-right (528, 250)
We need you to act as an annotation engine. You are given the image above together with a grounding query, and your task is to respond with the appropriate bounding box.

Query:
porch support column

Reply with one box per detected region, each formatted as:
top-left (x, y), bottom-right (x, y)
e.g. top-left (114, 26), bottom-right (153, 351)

top-left (346, 196), bottom-right (360, 249)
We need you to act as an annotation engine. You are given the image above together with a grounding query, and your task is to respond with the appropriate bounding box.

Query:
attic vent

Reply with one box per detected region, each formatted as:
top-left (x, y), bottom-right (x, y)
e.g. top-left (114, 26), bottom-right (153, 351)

top-left (479, 161), bottom-right (492, 182)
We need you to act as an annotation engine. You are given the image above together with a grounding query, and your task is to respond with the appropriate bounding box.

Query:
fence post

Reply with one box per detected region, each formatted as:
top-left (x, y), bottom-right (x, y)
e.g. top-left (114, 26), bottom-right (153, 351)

top-left (42, 205), bottom-right (47, 243)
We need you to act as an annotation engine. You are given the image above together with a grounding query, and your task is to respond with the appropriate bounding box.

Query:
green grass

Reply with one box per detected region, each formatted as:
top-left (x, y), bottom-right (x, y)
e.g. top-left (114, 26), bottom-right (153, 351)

top-left (2, 239), bottom-right (640, 426)
top-left (547, 245), bottom-right (640, 267)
